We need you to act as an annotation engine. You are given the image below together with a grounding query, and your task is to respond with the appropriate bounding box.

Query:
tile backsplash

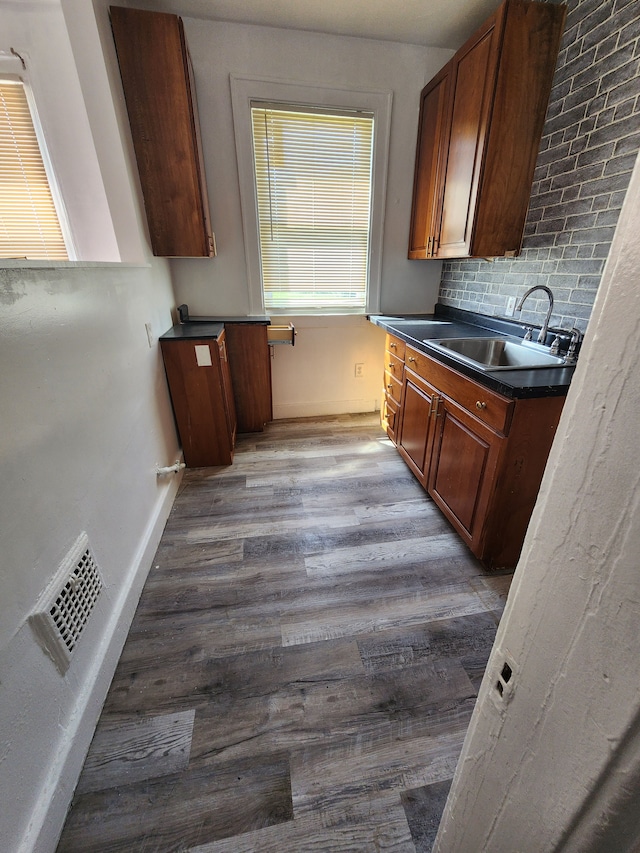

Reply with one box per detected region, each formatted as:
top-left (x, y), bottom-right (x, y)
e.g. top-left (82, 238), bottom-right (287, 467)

top-left (438, 0), bottom-right (640, 334)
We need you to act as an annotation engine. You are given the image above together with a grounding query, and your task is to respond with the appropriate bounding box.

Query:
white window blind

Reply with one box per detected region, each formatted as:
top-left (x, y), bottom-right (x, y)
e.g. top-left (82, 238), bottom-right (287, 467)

top-left (0, 78), bottom-right (68, 260)
top-left (251, 104), bottom-right (374, 312)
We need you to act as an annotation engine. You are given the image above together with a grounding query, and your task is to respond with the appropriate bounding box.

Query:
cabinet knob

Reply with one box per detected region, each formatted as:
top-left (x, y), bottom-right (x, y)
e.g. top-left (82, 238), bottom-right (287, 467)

top-left (388, 362), bottom-right (395, 369)
top-left (389, 342), bottom-right (397, 349)
top-left (408, 356), bottom-right (416, 363)
top-left (387, 384), bottom-right (393, 390)
top-left (476, 400), bottom-right (487, 410)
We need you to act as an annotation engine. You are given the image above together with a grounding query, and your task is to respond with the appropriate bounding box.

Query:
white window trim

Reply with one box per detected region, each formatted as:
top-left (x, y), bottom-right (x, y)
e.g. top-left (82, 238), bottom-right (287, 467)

top-left (230, 75), bottom-right (392, 316)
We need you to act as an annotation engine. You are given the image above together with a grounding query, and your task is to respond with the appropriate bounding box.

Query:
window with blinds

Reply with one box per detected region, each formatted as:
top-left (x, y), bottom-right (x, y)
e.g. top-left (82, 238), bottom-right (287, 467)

top-left (251, 104), bottom-right (374, 312)
top-left (0, 78), bottom-right (69, 260)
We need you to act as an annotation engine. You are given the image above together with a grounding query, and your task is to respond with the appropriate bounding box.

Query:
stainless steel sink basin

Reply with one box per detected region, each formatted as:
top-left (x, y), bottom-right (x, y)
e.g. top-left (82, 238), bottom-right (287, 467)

top-left (423, 337), bottom-right (567, 371)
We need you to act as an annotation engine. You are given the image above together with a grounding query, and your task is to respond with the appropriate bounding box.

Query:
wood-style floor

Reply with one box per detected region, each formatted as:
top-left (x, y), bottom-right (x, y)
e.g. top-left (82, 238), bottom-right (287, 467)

top-left (56, 413), bottom-right (512, 853)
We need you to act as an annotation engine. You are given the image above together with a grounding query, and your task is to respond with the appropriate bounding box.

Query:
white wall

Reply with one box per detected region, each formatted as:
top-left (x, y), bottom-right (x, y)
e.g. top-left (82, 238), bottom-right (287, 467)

top-left (434, 150), bottom-right (640, 852)
top-left (0, 3), bottom-right (183, 852)
top-left (0, 1), bottom-right (124, 262)
top-left (168, 19), bottom-right (449, 416)
top-left (271, 316), bottom-right (386, 419)
top-left (173, 19), bottom-right (449, 316)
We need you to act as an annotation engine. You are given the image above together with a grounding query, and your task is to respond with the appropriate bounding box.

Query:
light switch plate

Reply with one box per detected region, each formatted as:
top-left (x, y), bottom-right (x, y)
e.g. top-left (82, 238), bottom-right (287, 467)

top-left (195, 344), bottom-right (212, 366)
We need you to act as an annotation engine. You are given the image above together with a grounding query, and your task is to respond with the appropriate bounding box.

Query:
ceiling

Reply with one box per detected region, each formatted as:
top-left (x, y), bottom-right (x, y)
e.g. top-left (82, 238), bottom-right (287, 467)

top-left (132, 0), bottom-right (500, 50)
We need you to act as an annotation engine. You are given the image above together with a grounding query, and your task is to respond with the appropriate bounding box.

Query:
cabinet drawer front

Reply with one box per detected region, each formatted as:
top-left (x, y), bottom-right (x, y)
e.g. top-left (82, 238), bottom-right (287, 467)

top-left (385, 353), bottom-right (404, 380)
top-left (384, 371), bottom-right (403, 405)
top-left (386, 333), bottom-right (405, 360)
top-left (405, 345), bottom-right (513, 435)
top-left (382, 395), bottom-right (400, 444)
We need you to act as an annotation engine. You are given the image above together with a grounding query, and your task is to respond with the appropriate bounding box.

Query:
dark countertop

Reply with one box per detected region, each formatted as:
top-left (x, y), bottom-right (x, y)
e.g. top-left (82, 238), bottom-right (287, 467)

top-left (160, 314), bottom-right (272, 341)
top-left (160, 322), bottom-right (225, 341)
top-left (174, 304), bottom-right (270, 326)
top-left (181, 316), bottom-right (271, 324)
top-left (369, 305), bottom-right (575, 399)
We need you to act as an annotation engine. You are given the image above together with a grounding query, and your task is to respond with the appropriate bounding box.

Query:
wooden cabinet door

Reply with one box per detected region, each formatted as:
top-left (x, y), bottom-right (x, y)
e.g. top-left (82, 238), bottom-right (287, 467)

top-left (437, 9), bottom-right (502, 259)
top-left (427, 395), bottom-right (502, 551)
top-left (110, 6), bottom-right (215, 257)
top-left (408, 64), bottom-right (452, 259)
top-left (160, 337), bottom-right (235, 468)
top-left (397, 373), bottom-right (438, 487)
top-left (223, 324), bottom-right (272, 433)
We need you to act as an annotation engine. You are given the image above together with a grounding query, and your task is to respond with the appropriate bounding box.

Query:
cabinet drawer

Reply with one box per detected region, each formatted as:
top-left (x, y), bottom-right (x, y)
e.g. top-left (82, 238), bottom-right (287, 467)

top-left (385, 352), bottom-right (404, 381)
top-left (382, 395), bottom-right (400, 444)
top-left (384, 371), bottom-right (403, 405)
top-left (405, 344), bottom-right (513, 435)
top-left (385, 333), bottom-right (405, 360)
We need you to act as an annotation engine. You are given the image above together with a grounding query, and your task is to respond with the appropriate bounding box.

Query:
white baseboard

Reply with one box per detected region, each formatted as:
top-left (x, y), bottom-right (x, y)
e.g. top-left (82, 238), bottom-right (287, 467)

top-left (24, 473), bottom-right (182, 853)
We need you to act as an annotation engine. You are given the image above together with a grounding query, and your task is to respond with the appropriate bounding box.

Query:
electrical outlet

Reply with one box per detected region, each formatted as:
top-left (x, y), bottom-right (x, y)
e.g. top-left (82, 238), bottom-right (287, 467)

top-left (491, 651), bottom-right (517, 712)
top-left (355, 362), bottom-right (364, 378)
top-left (505, 296), bottom-right (517, 317)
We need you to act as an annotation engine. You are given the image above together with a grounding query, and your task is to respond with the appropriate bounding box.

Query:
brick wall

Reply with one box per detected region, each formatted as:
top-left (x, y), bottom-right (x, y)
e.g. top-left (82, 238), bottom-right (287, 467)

top-left (438, 0), bottom-right (640, 334)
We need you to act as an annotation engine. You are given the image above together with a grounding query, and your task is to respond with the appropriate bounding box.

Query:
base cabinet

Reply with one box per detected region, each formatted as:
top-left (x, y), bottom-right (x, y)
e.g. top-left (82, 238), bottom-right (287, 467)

top-left (160, 330), bottom-right (237, 468)
top-left (223, 324), bottom-right (272, 433)
top-left (393, 343), bottom-right (565, 569)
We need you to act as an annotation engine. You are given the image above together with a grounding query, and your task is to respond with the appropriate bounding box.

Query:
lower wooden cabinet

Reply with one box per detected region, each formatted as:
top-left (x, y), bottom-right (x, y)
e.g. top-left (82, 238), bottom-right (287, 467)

top-left (223, 323), bottom-right (272, 433)
top-left (160, 329), bottom-right (237, 467)
top-left (393, 343), bottom-right (565, 569)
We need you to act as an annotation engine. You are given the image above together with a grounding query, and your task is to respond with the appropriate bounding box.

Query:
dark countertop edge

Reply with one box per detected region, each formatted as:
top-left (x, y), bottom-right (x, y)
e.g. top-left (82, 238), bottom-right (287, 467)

top-left (369, 307), bottom-right (574, 400)
top-left (160, 322), bottom-right (225, 341)
top-left (179, 316), bottom-right (271, 324)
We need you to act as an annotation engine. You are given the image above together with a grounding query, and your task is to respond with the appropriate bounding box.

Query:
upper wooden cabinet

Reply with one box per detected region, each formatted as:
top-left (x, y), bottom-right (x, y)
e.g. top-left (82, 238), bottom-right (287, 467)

top-left (110, 6), bottom-right (215, 257)
top-left (408, 65), bottom-right (452, 259)
top-left (408, 0), bottom-right (566, 260)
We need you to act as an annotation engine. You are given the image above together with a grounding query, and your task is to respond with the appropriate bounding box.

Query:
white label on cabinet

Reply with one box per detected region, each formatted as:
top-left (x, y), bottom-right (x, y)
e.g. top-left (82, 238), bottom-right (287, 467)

top-left (195, 344), bottom-right (212, 366)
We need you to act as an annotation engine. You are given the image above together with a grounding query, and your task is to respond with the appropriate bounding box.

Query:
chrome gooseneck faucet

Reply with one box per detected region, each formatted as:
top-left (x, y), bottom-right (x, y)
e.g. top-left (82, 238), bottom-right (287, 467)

top-left (515, 285), bottom-right (554, 345)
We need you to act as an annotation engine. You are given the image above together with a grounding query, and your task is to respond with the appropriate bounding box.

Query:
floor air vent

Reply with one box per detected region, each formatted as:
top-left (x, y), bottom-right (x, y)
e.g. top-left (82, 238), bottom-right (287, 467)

top-left (29, 533), bottom-right (103, 674)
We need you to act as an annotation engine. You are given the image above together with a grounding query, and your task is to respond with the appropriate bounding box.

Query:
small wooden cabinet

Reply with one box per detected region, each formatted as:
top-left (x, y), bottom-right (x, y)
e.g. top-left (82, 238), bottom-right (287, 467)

top-left (394, 343), bottom-right (565, 569)
top-left (224, 324), bottom-right (273, 433)
top-left (110, 6), bottom-right (215, 257)
top-left (408, 0), bottom-right (566, 260)
top-left (160, 329), bottom-right (236, 467)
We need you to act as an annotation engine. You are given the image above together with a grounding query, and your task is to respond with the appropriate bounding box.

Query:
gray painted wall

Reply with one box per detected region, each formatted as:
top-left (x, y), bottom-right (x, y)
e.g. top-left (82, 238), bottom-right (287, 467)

top-left (438, 0), bottom-right (640, 334)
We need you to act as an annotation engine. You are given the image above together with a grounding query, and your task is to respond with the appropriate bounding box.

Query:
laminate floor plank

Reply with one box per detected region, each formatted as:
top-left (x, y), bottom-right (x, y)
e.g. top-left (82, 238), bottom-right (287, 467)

top-left (188, 791), bottom-right (415, 853)
top-left (56, 413), bottom-right (512, 853)
top-left (76, 710), bottom-right (195, 794)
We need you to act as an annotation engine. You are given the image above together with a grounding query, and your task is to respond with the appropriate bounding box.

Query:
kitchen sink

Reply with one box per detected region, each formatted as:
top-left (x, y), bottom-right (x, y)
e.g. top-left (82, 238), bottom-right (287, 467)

top-left (423, 337), bottom-right (567, 371)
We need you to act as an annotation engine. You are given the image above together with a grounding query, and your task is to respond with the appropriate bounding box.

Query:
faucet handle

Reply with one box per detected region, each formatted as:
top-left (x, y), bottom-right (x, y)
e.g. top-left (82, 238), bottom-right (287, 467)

top-left (522, 326), bottom-right (534, 341)
top-left (565, 327), bottom-right (582, 363)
